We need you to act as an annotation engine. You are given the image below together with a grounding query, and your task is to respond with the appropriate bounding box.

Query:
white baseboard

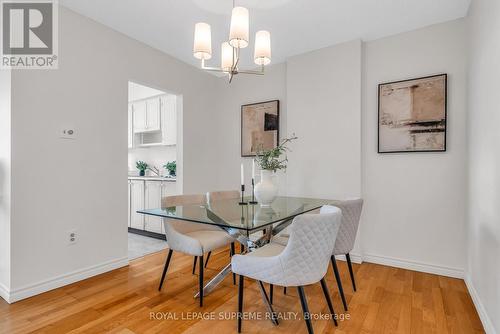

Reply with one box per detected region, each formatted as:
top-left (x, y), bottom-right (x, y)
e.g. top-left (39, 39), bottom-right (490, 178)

top-left (361, 253), bottom-right (464, 279)
top-left (465, 274), bottom-right (497, 334)
top-left (0, 282), bottom-right (9, 303)
top-left (334, 253), bottom-right (363, 264)
top-left (2, 256), bottom-right (129, 304)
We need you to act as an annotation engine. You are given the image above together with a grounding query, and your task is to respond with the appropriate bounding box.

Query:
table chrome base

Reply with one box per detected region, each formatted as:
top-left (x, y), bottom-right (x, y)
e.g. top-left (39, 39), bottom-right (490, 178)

top-left (193, 263), bottom-right (232, 298)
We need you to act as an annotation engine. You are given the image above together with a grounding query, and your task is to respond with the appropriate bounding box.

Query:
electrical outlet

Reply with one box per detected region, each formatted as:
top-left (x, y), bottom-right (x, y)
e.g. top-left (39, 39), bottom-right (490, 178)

top-left (68, 230), bottom-right (77, 245)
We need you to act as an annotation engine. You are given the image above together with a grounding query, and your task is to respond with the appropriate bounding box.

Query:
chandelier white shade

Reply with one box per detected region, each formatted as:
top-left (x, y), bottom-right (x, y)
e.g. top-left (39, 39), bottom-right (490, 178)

top-left (229, 6), bottom-right (249, 48)
top-left (193, 2), bottom-right (271, 82)
top-left (221, 42), bottom-right (233, 71)
top-left (193, 22), bottom-right (212, 60)
top-left (254, 30), bottom-right (271, 65)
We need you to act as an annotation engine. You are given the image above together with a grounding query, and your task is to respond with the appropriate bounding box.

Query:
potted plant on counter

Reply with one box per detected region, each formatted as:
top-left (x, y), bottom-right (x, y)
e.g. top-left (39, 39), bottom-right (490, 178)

top-left (136, 161), bottom-right (148, 177)
top-left (163, 161), bottom-right (176, 177)
top-left (254, 135), bottom-right (297, 206)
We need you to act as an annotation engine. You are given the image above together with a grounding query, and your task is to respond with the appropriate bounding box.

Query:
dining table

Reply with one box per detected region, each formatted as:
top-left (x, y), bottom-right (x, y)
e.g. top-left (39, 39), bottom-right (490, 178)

top-left (138, 195), bottom-right (333, 323)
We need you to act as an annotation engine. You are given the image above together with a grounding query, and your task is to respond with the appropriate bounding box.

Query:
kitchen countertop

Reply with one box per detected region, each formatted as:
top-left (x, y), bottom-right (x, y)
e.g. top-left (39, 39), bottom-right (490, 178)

top-left (128, 176), bottom-right (176, 182)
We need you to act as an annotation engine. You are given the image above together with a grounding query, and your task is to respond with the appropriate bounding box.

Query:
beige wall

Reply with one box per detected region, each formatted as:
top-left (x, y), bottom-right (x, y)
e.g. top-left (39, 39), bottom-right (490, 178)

top-left (0, 70), bottom-right (11, 300)
top-left (361, 19), bottom-right (468, 276)
top-left (213, 63), bottom-right (288, 192)
top-left (6, 6), bottom-right (222, 302)
top-left (286, 40), bottom-right (362, 200)
top-left (467, 0), bottom-right (500, 331)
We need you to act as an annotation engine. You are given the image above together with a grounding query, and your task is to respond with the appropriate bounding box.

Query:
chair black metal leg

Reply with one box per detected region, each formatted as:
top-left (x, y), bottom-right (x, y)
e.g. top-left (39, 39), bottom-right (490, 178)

top-left (230, 243), bottom-right (236, 285)
top-left (158, 249), bottom-right (173, 291)
top-left (199, 255), bottom-right (204, 307)
top-left (192, 256), bottom-right (197, 275)
top-left (331, 255), bottom-right (348, 311)
top-left (270, 284), bottom-right (274, 304)
top-left (257, 281), bottom-right (279, 325)
top-left (346, 253), bottom-right (357, 292)
top-left (297, 286), bottom-right (314, 334)
top-left (204, 251), bottom-right (211, 268)
top-left (320, 278), bottom-right (338, 326)
top-left (283, 286), bottom-right (287, 295)
top-left (238, 275), bottom-right (244, 333)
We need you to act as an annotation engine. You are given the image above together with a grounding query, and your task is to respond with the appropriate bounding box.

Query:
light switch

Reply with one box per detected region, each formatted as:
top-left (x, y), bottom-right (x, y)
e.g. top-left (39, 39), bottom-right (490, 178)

top-left (60, 127), bottom-right (76, 139)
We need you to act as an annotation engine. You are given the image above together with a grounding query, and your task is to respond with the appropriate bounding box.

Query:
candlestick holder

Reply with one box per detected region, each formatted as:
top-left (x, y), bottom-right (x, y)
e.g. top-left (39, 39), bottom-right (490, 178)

top-left (239, 184), bottom-right (248, 205)
top-left (249, 179), bottom-right (258, 204)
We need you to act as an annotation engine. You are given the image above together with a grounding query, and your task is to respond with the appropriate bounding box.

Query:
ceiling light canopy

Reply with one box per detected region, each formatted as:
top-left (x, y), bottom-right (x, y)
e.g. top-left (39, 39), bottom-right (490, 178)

top-left (192, 1), bottom-right (272, 82)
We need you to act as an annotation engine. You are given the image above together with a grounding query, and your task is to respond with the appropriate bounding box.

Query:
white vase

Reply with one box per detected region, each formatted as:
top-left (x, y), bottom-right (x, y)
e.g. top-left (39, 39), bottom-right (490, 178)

top-left (255, 170), bottom-right (278, 206)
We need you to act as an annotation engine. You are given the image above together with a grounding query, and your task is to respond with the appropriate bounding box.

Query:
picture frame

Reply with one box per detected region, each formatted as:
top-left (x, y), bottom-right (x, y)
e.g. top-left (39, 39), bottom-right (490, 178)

top-left (241, 100), bottom-right (280, 157)
top-left (378, 74), bottom-right (447, 153)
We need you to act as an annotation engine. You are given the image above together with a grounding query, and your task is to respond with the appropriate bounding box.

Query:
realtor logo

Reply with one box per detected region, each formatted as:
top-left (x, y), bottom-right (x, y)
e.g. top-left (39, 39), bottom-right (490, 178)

top-left (1, 0), bottom-right (58, 69)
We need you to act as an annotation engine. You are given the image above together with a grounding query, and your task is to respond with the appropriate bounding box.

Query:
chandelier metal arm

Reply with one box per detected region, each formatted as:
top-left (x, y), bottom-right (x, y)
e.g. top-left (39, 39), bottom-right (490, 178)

top-left (200, 57), bottom-right (265, 76)
top-left (200, 59), bottom-right (226, 72)
top-left (238, 65), bottom-right (265, 75)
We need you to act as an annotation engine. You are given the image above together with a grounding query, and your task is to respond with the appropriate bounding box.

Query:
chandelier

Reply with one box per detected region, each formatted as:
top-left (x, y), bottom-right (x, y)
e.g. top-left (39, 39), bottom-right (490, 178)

top-left (193, 2), bottom-right (272, 83)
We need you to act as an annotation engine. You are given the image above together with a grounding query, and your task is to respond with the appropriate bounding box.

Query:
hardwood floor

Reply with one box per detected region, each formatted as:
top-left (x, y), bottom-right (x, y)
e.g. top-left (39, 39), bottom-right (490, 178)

top-left (0, 247), bottom-right (484, 334)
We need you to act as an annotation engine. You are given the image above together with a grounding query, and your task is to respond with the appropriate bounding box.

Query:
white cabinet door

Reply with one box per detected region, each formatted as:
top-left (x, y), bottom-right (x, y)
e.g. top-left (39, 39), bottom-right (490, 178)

top-left (161, 95), bottom-right (177, 145)
top-left (144, 181), bottom-right (163, 233)
top-left (128, 103), bottom-right (134, 148)
top-left (146, 97), bottom-right (161, 132)
top-left (128, 180), bottom-right (131, 227)
top-left (130, 180), bottom-right (145, 229)
top-left (161, 181), bottom-right (177, 197)
top-left (132, 101), bottom-right (147, 133)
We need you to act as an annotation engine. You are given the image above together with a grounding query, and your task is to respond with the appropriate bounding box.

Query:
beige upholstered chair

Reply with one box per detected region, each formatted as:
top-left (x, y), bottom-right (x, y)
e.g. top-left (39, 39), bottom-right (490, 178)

top-left (232, 207), bottom-right (342, 334)
top-left (204, 190), bottom-right (240, 282)
top-left (158, 194), bottom-right (234, 307)
top-left (327, 199), bottom-right (363, 310)
top-left (273, 199), bottom-right (364, 311)
top-left (206, 190), bottom-right (240, 203)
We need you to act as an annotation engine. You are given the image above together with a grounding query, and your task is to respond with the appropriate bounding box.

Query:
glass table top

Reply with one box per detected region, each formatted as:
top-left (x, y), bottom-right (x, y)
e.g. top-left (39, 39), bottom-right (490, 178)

top-left (137, 196), bottom-right (333, 232)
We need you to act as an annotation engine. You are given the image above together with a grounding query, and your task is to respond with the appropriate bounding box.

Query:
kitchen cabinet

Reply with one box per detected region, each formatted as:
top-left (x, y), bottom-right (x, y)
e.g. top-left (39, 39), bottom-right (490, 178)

top-left (161, 95), bottom-right (177, 146)
top-left (146, 98), bottom-right (161, 132)
top-left (132, 101), bottom-right (147, 133)
top-left (129, 180), bottom-right (145, 230)
top-left (128, 104), bottom-right (133, 148)
top-left (132, 97), bottom-right (161, 133)
top-left (128, 177), bottom-right (177, 238)
top-left (145, 181), bottom-right (162, 233)
top-left (128, 94), bottom-right (177, 147)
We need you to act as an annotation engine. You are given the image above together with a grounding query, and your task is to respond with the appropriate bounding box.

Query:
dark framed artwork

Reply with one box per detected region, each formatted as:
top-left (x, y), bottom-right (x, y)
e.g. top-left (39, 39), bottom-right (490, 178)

top-left (378, 74), bottom-right (447, 153)
top-left (241, 100), bottom-right (280, 157)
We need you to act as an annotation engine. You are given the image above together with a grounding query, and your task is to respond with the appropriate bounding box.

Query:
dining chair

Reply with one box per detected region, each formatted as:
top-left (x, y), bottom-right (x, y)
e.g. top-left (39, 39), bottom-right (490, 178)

top-left (231, 208), bottom-right (342, 334)
top-left (323, 200), bottom-right (363, 311)
top-left (273, 199), bottom-right (364, 311)
top-left (158, 194), bottom-right (235, 307)
top-left (205, 190), bottom-right (240, 283)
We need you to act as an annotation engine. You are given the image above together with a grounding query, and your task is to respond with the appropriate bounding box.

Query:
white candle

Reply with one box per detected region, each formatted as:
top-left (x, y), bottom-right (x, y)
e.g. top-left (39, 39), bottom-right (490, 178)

top-left (252, 160), bottom-right (255, 180)
top-left (241, 163), bottom-right (244, 185)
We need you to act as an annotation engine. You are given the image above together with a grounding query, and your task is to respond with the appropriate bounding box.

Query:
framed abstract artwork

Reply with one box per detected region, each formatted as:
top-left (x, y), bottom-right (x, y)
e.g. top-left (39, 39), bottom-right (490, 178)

top-left (378, 74), bottom-right (447, 153)
top-left (241, 100), bottom-right (280, 157)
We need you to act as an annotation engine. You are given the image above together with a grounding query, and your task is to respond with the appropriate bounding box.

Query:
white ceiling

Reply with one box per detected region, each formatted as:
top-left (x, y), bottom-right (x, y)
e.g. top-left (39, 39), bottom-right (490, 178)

top-left (60, 0), bottom-right (471, 70)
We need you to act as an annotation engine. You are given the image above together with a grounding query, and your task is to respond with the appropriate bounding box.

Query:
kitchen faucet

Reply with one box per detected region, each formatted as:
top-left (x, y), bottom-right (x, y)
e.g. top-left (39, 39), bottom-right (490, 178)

top-left (148, 166), bottom-right (161, 177)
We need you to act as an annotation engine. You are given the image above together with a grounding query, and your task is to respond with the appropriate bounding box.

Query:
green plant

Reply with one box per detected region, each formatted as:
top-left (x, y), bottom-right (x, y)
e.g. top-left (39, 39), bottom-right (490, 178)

top-left (163, 161), bottom-right (176, 176)
top-left (136, 160), bottom-right (148, 172)
top-left (255, 135), bottom-right (298, 173)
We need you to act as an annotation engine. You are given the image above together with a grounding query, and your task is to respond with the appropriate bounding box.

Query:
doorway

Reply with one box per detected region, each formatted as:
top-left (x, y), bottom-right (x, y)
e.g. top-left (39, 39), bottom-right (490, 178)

top-left (127, 81), bottom-right (182, 260)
